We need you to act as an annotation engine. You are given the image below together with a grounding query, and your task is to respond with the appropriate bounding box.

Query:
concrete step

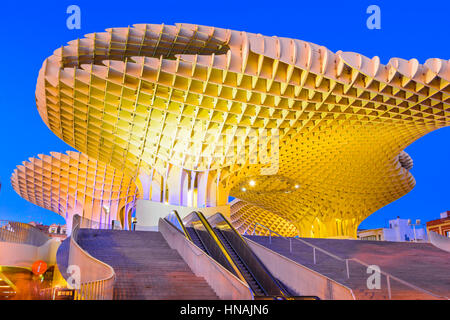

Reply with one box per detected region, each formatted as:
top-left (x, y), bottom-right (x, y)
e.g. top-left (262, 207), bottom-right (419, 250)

top-left (77, 229), bottom-right (219, 300)
top-left (245, 235), bottom-right (449, 300)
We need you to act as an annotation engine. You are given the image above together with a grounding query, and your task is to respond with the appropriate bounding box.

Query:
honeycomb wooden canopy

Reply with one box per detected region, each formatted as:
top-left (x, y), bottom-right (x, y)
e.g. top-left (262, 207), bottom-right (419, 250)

top-left (230, 199), bottom-right (298, 237)
top-left (32, 23), bottom-right (450, 237)
top-left (11, 151), bottom-right (138, 227)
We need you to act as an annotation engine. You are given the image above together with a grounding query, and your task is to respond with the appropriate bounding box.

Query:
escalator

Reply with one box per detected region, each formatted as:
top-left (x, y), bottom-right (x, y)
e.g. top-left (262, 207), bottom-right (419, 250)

top-left (179, 211), bottom-right (243, 278)
top-left (208, 212), bottom-right (288, 299)
top-left (165, 211), bottom-right (210, 256)
top-left (165, 210), bottom-right (240, 278)
top-left (214, 227), bottom-right (266, 296)
top-left (184, 227), bottom-right (209, 255)
top-left (165, 210), bottom-right (191, 242)
top-left (165, 210), bottom-right (318, 300)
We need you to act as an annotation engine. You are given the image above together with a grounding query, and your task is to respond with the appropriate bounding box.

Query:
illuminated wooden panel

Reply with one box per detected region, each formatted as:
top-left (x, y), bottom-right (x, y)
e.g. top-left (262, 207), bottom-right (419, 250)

top-left (11, 151), bottom-right (138, 229)
top-left (230, 200), bottom-right (298, 237)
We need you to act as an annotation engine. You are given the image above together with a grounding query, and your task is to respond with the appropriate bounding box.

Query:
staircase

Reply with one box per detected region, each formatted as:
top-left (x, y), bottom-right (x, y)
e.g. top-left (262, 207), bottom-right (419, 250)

top-left (76, 229), bottom-right (218, 300)
top-left (245, 235), bottom-right (449, 300)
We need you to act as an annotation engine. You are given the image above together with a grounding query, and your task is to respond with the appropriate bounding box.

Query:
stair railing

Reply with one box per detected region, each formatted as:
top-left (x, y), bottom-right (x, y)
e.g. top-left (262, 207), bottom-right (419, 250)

top-left (251, 222), bottom-right (448, 300)
top-left (0, 220), bottom-right (50, 246)
top-left (67, 214), bottom-right (116, 300)
top-left (75, 215), bottom-right (113, 230)
top-left (252, 222), bottom-right (294, 254)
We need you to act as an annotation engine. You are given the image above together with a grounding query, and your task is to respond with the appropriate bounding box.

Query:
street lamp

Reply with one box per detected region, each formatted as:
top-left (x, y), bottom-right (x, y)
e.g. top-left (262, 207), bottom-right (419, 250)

top-left (408, 219), bottom-right (422, 242)
top-left (103, 205), bottom-right (110, 229)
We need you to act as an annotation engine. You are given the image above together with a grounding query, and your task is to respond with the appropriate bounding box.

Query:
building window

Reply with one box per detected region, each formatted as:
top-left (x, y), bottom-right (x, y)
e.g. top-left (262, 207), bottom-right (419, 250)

top-left (362, 235), bottom-right (377, 241)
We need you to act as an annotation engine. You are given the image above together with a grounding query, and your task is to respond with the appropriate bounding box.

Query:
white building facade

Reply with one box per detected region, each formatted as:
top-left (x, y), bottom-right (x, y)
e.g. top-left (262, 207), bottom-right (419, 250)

top-left (358, 217), bottom-right (427, 242)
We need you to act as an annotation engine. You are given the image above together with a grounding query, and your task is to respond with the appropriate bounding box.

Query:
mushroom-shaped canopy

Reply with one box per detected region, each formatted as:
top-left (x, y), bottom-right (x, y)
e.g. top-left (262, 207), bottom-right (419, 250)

top-left (11, 151), bottom-right (138, 227)
top-left (34, 23), bottom-right (450, 237)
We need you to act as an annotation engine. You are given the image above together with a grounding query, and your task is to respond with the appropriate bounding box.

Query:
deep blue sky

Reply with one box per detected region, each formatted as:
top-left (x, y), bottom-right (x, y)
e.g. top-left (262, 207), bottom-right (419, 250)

top-left (0, 0), bottom-right (448, 228)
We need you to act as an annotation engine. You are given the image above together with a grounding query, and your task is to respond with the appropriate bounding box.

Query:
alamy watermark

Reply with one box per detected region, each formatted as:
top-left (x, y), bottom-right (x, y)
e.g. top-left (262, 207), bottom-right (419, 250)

top-left (66, 265), bottom-right (81, 289)
top-left (181, 122), bottom-right (279, 175)
top-left (366, 265), bottom-right (381, 289)
top-left (66, 5), bottom-right (81, 30)
top-left (366, 5), bottom-right (381, 29)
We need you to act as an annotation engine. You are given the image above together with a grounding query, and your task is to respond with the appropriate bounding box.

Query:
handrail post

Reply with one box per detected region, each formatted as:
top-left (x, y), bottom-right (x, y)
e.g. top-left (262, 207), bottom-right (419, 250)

top-left (345, 259), bottom-right (350, 278)
top-left (313, 247), bottom-right (316, 264)
top-left (387, 276), bottom-right (392, 300)
top-left (289, 238), bottom-right (292, 253)
top-left (269, 230), bottom-right (272, 244)
top-left (248, 221), bottom-right (446, 300)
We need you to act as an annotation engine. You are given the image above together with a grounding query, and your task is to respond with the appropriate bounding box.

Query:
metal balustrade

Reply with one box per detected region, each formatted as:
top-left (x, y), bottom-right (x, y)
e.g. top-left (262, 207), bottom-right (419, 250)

top-left (67, 214), bottom-right (116, 300)
top-left (251, 222), bottom-right (448, 300)
top-left (76, 215), bottom-right (115, 230)
top-left (0, 220), bottom-right (50, 246)
top-left (0, 218), bottom-right (115, 300)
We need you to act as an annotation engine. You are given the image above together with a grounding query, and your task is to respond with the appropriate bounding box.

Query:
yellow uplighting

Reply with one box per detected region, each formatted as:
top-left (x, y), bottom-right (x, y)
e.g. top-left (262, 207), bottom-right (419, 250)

top-left (11, 152), bottom-right (138, 229)
top-left (23, 23), bottom-right (450, 238)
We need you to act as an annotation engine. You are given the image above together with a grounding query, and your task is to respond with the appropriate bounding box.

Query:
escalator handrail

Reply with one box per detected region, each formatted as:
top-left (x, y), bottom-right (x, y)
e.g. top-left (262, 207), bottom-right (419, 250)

top-left (209, 212), bottom-right (289, 298)
top-left (168, 210), bottom-right (192, 242)
top-left (209, 212), bottom-right (248, 244)
top-left (164, 217), bottom-right (208, 256)
top-left (191, 211), bottom-right (248, 285)
top-left (215, 228), bottom-right (268, 296)
top-left (164, 218), bottom-right (186, 236)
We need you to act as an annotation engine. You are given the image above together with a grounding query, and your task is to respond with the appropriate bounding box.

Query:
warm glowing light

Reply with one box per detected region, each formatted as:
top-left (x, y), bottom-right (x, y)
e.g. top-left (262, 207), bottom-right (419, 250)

top-left (11, 152), bottom-right (138, 228)
top-left (249, 180), bottom-right (256, 187)
top-left (29, 23), bottom-right (449, 238)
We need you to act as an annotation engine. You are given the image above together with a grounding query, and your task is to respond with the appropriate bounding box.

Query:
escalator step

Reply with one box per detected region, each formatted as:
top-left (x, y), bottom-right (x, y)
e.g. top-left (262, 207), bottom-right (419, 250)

top-left (215, 229), bottom-right (267, 297)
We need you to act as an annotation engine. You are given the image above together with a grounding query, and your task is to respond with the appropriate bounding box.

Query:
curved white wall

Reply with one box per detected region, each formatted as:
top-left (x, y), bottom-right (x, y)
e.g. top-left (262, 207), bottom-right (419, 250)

top-left (429, 231), bottom-right (450, 253)
top-left (0, 239), bottom-right (60, 268)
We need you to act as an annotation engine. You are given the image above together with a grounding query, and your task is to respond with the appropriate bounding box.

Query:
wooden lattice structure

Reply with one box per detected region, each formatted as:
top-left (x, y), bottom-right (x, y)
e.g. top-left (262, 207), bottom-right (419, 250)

top-left (13, 23), bottom-right (450, 237)
top-left (11, 152), bottom-right (138, 229)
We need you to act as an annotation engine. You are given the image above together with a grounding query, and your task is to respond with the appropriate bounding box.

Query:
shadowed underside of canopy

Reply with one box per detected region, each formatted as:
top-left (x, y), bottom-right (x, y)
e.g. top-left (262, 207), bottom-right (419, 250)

top-left (11, 151), bottom-right (138, 230)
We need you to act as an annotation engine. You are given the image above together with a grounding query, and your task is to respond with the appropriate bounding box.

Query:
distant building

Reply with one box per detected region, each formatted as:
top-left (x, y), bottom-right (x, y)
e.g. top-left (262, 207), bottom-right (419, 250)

top-left (28, 222), bottom-right (67, 240)
top-left (427, 211), bottom-right (450, 237)
top-left (48, 224), bottom-right (67, 238)
top-left (29, 221), bottom-right (48, 233)
top-left (357, 217), bottom-right (427, 242)
top-left (357, 228), bottom-right (384, 241)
